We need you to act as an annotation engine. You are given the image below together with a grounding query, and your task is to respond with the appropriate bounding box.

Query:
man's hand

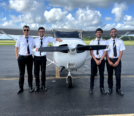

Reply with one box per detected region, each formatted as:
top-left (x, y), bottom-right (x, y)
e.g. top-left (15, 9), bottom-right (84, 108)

top-left (108, 60), bottom-right (114, 66)
top-left (56, 38), bottom-right (62, 42)
top-left (96, 60), bottom-right (101, 65)
top-left (15, 47), bottom-right (19, 60)
top-left (36, 48), bottom-right (39, 51)
top-left (113, 61), bottom-right (119, 67)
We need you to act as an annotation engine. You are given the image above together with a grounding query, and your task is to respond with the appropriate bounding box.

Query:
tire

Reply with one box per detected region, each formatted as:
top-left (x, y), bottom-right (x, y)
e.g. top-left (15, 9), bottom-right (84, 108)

top-left (68, 76), bottom-right (72, 88)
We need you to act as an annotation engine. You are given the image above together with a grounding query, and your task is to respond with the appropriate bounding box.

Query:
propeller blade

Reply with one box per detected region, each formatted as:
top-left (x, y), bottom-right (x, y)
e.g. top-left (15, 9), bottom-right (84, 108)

top-left (77, 45), bottom-right (107, 50)
top-left (38, 46), bottom-right (69, 52)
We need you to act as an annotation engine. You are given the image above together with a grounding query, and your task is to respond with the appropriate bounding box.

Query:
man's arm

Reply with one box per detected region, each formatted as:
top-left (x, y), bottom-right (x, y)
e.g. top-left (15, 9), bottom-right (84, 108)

top-left (56, 38), bottom-right (62, 42)
top-left (113, 51), bottom-right (123, 67)
top-left (100, 51), bottom-right (106, 60)
top-left (90, 50), bottom-right (101, 65)
top-left (15, 47), bottom-right (19, 59)
top-left (106, 53), bottom-right (114, 66)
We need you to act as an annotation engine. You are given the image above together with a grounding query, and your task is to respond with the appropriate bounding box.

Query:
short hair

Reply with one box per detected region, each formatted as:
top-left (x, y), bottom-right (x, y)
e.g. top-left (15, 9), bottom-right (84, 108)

top-left (38, 27), bottom-right (45, 31)
top-left (95, 28), bottom-right (103, 33)
top-left (110, 28), bottom-right (117, 33)
top-left (23, 25), bottom-right (30, 30)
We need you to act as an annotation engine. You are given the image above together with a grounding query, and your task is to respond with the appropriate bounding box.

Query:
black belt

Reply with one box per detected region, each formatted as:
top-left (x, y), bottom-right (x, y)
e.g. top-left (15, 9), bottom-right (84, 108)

top-left (19, 55), bottom-right (32, 57)
top-left (109, 58), bottom-right (118, 60)
top-left (34, 56), bottom-right (46, 58)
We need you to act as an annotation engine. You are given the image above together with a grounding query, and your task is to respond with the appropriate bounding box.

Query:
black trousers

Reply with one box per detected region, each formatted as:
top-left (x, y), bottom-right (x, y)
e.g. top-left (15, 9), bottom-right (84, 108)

top-left (34, 56), bottom-right (46, 87)
top-left (106, 58), bottom-right (121, 89)
top-left (18, 55), bottom-right (33, 89)
top-left (90, 58), bottom-right (105, 89)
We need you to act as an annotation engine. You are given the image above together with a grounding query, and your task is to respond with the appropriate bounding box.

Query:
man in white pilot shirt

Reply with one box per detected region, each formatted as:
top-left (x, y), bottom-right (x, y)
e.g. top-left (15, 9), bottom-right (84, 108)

top-left (33, 27), bottom-right (62, 92)
top-left (89, 28), bottom-right (107, 94)
top-left (15, 25), bottom-right (35, 94)
top-left (106, 28), bottom-right (125, 96)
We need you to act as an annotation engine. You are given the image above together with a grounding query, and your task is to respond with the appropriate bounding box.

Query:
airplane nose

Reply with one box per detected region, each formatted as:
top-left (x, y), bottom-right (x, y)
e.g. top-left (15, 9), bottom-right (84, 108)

top-left (68, 44), bottom-right (77, 54)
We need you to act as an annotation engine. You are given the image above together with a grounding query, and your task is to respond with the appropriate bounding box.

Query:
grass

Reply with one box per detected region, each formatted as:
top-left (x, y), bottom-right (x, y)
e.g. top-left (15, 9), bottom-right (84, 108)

top-left (0, 40), bottom-right (134, 46)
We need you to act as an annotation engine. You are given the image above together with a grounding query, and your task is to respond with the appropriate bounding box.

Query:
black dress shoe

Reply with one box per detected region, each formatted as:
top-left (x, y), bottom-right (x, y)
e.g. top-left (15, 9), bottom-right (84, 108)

top-left (100, 88), bottom-right (107, 95)
top-left (41, 86), bottom-right (48, 91)
top-left (17, 88), bottom-right (23, 94)
top-left (29, 87), bottom-right (34, 92)
top-left (89, 89), bottom-right (93, 94)
top-left (34, 86), bottom-right (40, 92)
top-left (116, 89), bottom-right (124, 96)
top-left (107, 88), bottom-right (113, 94)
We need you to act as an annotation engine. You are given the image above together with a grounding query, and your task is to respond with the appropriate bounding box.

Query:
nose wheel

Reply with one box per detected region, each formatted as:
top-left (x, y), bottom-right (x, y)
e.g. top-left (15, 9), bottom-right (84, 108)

top-left (66, 71), bottom-right (73, 88)
top-left (68, 76), bottom-right (72, 88)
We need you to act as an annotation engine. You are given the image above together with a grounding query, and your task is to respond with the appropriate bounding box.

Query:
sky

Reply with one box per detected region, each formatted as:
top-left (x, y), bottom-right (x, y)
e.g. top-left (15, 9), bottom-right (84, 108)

top-left (0, 0), bottom-right (134, 30)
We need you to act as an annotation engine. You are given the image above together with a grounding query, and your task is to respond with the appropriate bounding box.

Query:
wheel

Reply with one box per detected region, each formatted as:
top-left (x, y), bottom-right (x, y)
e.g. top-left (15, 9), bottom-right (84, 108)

top-left (68, 76), bottom-right (72, 88)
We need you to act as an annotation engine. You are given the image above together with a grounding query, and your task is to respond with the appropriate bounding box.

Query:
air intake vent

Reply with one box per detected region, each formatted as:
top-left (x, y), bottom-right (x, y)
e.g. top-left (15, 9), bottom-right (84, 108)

top-left (59, 44), bottom-right (68, 53)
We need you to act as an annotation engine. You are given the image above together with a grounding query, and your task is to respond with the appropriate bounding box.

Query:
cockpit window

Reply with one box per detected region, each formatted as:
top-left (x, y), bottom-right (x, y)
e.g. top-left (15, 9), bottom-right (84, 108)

top-left (55, 31), bottom-right (80, 38)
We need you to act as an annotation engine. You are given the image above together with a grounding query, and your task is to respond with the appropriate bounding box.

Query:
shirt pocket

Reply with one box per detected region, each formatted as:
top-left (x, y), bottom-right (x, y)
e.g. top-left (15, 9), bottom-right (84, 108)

top-left (29, 40), bottom-right (33, 47)
top-left (43, 42), bottom-right (48, 47)
top-left (20, 41), bottom-right (26, 46)
top-left (116, 42), bottom-right (121, 50)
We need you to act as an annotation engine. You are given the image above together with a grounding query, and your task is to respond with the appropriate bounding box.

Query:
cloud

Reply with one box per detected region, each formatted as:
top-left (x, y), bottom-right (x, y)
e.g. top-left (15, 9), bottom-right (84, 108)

top-left (47, 0), bottom-right (134, 10)
top-left (44, 8), bottom-right (67, 23)
top-left (105, 17), bottom-right (112, 21)
top-left (45, 7), bottom-right (103, 29)
top-left (2, 17), bottom-right (7, 22)
top-left (8, 0), bottom-right (46, 24)
top-left (124, 15), bottom-right (134, 26)
top-left (9, 0), bottom-right (40, 12)
top-left (75, 7), bottom-right (102, 27)
top-left (9, 15), bottom-right (22, 23)
top-left (2, 20), bottom-right (16, 27)
top-left (112, 3), bottom-right (127, 22)
top-left (103, 23), bottom-right (116, 29)
top-left (0, 2), bottom-right (6, 7)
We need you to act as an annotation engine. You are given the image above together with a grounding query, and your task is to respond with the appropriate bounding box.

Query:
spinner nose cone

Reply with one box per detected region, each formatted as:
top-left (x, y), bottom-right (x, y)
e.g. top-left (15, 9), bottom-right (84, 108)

top-left (68, 43), bottom-right (77, 54)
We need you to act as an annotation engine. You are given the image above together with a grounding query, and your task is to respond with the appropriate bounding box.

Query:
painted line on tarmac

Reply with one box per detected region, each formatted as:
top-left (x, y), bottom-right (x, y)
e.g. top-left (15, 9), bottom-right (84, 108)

top-left (85, 114), bottom-right (134, 116)
top-left (1, 75), bottom-right (134, 81)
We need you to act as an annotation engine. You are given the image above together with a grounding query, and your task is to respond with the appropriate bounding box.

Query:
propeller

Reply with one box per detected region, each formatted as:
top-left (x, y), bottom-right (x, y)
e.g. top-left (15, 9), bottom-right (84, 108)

top-left (38, 45), bottom-right (107, 52)
top-left (77, 45), bottom-right (107, 50)
top-left (38, 46), bottom-right (69, 52)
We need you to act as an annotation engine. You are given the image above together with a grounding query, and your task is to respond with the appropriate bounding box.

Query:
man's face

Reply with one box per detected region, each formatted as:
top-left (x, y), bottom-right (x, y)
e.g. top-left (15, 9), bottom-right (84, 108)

top-left (38, 29), bottom-right (45, 37)
top-left (23, 27), bottom-right (30, 35)
top-left (110, 29), bottom-right (117, 38)
top-left (95, 31), bottom-right (103, 39)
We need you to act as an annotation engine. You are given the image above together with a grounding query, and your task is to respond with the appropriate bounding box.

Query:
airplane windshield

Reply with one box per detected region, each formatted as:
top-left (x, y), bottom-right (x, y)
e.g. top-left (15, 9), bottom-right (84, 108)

top-left (55, 31), bottom-right (80, 38)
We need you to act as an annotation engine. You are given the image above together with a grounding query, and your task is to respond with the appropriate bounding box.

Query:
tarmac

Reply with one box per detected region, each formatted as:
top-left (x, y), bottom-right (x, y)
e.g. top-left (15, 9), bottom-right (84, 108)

top-left (0, 46), bottom-right (134, 116)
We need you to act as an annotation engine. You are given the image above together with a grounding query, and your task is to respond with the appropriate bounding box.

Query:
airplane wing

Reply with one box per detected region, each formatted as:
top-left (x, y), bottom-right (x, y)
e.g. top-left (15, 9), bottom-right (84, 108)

top-left (82, 29), bottom-right (134, 37)
top-left (0, 27), bottom-right (134, 40)
top-left (0, 27), bottom-right (53, 36)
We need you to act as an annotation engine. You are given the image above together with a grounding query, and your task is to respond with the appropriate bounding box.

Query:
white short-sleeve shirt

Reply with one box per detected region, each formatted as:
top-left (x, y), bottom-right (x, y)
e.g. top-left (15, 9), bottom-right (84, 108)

top-left (15, 35), bottom-right (34, 55)
top-left (106, 38), bottom-right (125, 58)
top-left (34, 36), bottom-right (56, 56)
top-left (90, 38), bottom-right (107, 58)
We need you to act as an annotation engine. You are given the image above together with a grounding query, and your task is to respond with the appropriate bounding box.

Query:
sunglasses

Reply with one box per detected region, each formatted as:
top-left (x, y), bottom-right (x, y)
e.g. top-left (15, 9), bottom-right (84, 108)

top-left (24, 30), bottom-right (29, 32)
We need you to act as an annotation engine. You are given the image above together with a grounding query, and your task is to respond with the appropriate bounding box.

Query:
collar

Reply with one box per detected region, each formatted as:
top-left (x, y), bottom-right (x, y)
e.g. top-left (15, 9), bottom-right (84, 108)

top-left (111, 37), bottom-right (118, 41)
top-left (95, 38), bottom-right (102, 41)
top-left (39, 36), bottom-right (45, 40)
top-left (22, 35), bottom-right (30, 38)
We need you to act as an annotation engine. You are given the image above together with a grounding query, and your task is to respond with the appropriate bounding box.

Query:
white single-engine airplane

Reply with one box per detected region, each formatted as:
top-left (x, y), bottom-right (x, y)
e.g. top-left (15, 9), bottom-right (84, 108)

top-left (0, 28), bottom-right (134, 88)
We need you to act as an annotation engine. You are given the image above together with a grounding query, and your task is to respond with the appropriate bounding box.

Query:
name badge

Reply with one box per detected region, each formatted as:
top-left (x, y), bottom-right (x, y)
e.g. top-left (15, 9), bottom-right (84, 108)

top-left (26, 51), bottom-right (28, 55)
